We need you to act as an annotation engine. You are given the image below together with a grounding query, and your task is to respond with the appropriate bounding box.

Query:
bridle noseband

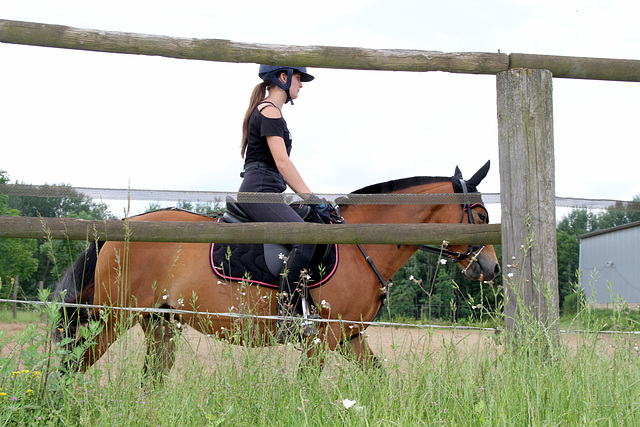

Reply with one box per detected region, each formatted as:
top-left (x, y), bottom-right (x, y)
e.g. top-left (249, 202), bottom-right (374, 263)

top-left (416, 178), bottom-right (487, 263)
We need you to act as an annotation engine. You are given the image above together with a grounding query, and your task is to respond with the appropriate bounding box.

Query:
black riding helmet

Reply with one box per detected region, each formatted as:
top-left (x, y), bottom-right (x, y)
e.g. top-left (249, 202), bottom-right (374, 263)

top-left (258, 65), bottom-right (314, 104)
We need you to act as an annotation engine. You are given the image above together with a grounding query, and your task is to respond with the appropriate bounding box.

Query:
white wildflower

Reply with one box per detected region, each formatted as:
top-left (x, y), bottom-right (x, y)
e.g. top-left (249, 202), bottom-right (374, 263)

top-left (313, 338), bottom-right (321, 345)
top-left (162, 295), bottom-right (168, 300)
top-left (508, 273), bottom-right (514, 278)
top-left (342, 399), bottom-right (356, 409)
top-left (321, 299), bottom-right (331, 309)
top-left (177, 298), bottom-right (184, 306)
top-left (409, 275), bottom-right (415, 281)
top-left (440, 259), bottom-right (447, 265)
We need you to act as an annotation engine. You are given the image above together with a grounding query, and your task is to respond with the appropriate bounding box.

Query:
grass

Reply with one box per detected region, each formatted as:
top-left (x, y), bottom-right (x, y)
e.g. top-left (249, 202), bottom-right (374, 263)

top-left (1, 295), bottom-right (640, 426)
top-left (0, 309), bottom-right (41, 323)
top-left (2, 228), bottom-right (638, 426)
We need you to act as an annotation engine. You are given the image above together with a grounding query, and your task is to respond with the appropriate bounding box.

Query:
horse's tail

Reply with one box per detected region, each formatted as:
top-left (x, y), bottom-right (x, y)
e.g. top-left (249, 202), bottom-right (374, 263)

top-left (53, 241), bottom-right (103, 344)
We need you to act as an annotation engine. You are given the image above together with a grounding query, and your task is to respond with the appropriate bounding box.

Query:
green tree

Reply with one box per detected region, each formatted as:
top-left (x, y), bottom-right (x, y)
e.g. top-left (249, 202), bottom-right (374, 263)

top-left (3, 175), bottom-right (113, 296)
top-left (0, 171), bottom-right (39, 295)
top-left (387, 246), bottom-right (503, 323)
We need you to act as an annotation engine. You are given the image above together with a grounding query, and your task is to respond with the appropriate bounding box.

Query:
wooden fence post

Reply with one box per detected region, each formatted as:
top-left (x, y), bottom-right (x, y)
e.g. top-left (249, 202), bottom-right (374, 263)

top-left (497, 69), bottom-right (560, 339)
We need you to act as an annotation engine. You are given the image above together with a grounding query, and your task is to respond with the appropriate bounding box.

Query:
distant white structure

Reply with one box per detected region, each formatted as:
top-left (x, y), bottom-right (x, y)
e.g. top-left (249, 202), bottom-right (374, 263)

top-left (578, 221), bottom-right (640, 308)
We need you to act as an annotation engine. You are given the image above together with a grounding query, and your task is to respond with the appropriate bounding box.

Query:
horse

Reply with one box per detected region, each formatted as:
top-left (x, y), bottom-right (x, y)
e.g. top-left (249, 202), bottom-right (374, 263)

top-left (54, 161), bottom-right (500, 377)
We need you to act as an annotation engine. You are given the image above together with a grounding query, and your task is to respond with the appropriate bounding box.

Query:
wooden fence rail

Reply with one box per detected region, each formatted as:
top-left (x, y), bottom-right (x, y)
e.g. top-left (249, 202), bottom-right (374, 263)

top-left (1, 19), bottom-right (639, 81)
top-left (0, 216), bottom-right (501, 245)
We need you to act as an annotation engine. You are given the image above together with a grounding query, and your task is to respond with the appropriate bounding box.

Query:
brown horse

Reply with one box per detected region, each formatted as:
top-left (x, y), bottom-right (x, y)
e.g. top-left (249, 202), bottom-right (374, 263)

top-left (54, 162), bottom-right (500, 376)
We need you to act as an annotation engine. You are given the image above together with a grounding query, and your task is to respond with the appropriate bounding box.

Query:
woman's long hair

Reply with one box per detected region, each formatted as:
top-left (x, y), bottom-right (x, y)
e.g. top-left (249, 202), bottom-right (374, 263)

top-left (241, 81), bottom-right (272, 158)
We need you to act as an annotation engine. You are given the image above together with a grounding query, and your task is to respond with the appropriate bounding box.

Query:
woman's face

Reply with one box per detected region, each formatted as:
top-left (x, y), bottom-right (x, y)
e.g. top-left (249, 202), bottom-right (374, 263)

top-left (279, 71), bottom-right (303, 100)
top-left (289, 73), bottom-right (303, 100)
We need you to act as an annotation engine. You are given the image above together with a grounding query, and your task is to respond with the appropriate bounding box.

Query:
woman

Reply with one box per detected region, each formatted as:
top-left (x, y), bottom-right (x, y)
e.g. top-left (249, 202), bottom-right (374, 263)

top-left (237, 65), bottom-right (330, 337)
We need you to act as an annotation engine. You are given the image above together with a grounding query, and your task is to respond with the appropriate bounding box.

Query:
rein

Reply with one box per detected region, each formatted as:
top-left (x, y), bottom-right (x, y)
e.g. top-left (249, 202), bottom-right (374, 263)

top-left (353, 177), bottom-right (488, 300)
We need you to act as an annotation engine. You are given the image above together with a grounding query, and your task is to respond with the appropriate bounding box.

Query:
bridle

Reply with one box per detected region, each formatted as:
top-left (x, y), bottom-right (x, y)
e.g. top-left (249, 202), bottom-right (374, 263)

top-left (415, 178), bottom-right (487, 265)
top-left (355, 178), bottom-right (489, 297)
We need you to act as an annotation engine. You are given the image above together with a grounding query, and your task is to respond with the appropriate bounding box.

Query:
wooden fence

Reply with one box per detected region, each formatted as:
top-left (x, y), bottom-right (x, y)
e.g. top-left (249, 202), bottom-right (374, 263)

top-left (2, 19), bottom-right (639, 337)
top-left (0, 216), bottom-right (501, 245)
top-left (1, 19), bottom-right (639, 81)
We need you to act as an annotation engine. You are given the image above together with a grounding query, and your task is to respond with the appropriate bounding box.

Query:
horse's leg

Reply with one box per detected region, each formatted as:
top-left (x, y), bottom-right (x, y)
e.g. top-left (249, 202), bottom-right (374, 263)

top-left (139, 313), bottom-right (180, 382)
top-left (76, 314), bottom-right (122, 372)
top-left (341, 333), bottom-right (383, 370)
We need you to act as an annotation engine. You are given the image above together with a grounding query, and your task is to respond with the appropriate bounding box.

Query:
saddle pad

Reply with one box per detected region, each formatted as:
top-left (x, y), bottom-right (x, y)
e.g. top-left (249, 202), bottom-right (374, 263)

top-left (210, 242), bottom-right (339, 289)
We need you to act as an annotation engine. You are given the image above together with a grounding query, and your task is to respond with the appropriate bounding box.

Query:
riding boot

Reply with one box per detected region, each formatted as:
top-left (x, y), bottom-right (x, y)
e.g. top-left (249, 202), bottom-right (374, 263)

top-left (276, 248), bottom-right (316, 342)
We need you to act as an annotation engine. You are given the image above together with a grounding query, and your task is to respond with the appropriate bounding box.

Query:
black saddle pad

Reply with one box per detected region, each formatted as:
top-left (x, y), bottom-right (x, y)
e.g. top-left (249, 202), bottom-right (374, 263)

top-left (210, 242), bottom-right (339, 289)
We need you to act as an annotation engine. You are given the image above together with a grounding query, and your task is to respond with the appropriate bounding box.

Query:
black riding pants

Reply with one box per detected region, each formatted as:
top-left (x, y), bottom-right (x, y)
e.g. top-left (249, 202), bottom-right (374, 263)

top-left (238, 166), bottom-right (316, 262)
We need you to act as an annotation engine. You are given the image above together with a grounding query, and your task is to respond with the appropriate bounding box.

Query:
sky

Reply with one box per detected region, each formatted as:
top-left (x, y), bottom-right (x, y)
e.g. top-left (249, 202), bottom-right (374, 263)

top-left (1, 0), bottom-right (639, 220)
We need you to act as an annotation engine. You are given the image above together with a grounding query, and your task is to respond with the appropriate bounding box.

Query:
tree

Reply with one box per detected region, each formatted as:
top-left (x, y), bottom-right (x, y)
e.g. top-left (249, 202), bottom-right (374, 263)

top-left (0, 171), bottom-right (39, 294)
top-left (3, 175), bottom-right (113, 295)
top-left (387, 246), bottom-right (503, 323)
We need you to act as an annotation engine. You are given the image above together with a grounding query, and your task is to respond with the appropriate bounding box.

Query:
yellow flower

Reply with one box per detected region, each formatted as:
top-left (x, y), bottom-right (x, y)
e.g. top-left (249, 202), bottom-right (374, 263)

top-left (32, 371), bottom-right (41, 376)
top-left (26, 389), bottom-right (33, 394)
top-left (22, 369), bottom-right (30, 374)
top-left (0, 392), bottom-right (6, 397)
top-left (12, 371), bottom-right (21, 376)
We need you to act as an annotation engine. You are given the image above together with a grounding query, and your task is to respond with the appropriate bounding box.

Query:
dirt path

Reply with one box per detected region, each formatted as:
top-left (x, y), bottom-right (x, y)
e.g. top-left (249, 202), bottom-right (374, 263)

top-left (2, 321), bottom-right (624, 372)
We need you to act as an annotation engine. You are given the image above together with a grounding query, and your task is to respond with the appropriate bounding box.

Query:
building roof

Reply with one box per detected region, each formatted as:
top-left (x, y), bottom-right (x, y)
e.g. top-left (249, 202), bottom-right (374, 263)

top-left (578, 220), bottom-right (640, 240)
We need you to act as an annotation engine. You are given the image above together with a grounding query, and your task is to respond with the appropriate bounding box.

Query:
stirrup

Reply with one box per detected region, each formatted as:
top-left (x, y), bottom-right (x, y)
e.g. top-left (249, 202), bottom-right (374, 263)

top-left (276, 314), bottom-right (321, 343)
top-left (300, 297), bottom-right (321, 337)
top-left (276, 298), bottom-right (321, 343)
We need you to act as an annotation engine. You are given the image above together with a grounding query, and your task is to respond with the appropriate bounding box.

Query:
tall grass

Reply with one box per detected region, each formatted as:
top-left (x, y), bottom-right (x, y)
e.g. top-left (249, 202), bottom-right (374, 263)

top-left (2, 225), bottom-right (639, 425)
top-left (1, 291), bottom-right (640, 426)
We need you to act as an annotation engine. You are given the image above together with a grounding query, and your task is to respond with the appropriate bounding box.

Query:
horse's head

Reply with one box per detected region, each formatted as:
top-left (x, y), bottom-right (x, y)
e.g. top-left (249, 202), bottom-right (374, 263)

top-left (445, 161), bottom-right (501, 282)
top-left (346, 161), bottom-right (500, 282)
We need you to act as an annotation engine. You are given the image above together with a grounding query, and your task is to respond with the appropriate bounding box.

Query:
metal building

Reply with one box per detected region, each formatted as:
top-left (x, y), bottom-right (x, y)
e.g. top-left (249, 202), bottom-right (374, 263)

top-left (578, 221), bottom-right (640, 307)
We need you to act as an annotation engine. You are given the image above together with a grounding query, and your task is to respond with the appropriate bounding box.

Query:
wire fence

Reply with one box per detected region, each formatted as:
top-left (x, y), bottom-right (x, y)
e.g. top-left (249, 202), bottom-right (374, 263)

top-left (1, 183), bottom-right (639, 211)
top-left (3, 298), bottom-right (639, 336)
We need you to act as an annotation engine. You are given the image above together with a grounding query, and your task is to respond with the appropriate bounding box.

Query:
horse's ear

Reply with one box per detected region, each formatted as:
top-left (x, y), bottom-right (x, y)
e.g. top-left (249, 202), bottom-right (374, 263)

top-left (466, 160), bottom-right (491, 189)
top-left (454, 166), bottom-right (463, 180)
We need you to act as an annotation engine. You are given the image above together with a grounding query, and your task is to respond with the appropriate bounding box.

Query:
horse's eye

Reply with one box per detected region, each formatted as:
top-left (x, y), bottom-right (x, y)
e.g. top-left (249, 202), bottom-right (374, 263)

top-left (478, 212), bottom-right (488, 223)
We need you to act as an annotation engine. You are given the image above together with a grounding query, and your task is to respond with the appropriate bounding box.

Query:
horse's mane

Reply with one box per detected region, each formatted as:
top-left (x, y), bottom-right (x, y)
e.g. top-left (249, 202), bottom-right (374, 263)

top-left (351, 176), bottom-right (450, 195)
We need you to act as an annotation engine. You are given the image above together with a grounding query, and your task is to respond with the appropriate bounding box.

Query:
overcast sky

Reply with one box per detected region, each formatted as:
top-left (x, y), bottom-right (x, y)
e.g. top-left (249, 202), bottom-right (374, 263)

top-left (1, 0), bottom-right (638, 219)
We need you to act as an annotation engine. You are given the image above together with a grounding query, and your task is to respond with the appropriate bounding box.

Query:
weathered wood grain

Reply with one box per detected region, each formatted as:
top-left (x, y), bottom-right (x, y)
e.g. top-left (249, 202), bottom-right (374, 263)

top-left (497, 68), bottom-right (559, 338)
top-left (0, 19), bottom-right (506, 74)
top-left (0, 216), bottom-right (501, 245)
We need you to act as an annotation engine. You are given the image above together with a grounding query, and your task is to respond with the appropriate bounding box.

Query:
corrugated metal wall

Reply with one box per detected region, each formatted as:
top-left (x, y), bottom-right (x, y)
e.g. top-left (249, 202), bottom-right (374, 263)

top-left (579, 223), bottom-right (640, 305)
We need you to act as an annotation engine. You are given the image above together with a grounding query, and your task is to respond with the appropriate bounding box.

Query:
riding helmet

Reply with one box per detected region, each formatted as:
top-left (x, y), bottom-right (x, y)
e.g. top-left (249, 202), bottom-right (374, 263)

top-left (258, 65), bottom-right (314, 104)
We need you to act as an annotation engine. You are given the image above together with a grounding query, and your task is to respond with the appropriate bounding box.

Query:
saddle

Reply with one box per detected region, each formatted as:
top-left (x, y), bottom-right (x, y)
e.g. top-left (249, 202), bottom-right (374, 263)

top-left (210, 200), bottom-right (339, 289)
